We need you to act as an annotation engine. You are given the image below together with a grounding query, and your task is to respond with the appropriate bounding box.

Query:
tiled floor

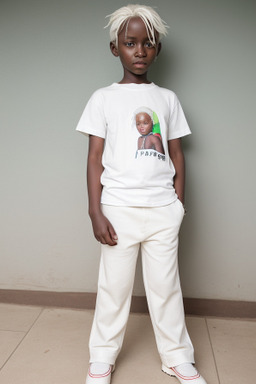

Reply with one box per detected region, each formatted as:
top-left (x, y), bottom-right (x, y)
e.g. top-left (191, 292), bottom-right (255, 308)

top-left (0, 304), bottom-right (255, 383)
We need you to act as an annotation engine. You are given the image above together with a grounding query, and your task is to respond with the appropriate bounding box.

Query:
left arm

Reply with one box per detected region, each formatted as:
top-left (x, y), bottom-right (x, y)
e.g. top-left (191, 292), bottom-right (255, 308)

top-left (168, 138), bottom-right (185, 204)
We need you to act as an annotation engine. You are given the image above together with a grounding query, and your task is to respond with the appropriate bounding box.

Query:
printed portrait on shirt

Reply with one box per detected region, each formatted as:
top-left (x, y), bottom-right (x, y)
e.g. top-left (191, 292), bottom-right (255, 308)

top-left (134, 107), bottom-right (165, 161)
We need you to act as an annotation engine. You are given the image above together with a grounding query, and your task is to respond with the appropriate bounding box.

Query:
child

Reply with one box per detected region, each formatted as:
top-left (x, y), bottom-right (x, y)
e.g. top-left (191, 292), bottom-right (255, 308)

top-left (76, 4), bottom-right (207, 384)
top-left (135, 107), bottom-right (165, 154)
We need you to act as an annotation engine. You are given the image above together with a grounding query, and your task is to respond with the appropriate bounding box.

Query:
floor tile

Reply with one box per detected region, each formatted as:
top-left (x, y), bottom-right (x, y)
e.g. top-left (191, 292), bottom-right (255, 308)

top-left (114, 313), bottom-right (175, 383)
top-left (1, 304), bottom-right (255, 384)
top-left (186, 317), bottom-right (219, 384)
top-left (0, 304), bottom-right (42, 332)
top-left (112, 314), bottom-right (218, 383)
top-left (0, 308), bottom-right (93, 384)
top-left (207, 318), bottom-right (256, 384)
top-left (0, 331), bottom-right (25, 369)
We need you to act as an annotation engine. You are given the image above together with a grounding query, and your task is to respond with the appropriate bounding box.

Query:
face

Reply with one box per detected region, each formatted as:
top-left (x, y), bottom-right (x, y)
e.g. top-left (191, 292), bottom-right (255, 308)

top-left (136, 112), bottom-right (153, 135)
top-left (110, 17), bottom-right (161, 82)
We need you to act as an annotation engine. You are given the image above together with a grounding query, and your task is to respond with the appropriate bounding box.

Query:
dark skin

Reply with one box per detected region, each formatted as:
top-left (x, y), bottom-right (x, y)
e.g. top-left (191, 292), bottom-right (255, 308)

top-left (110, 16), bottom-right (161, 84)
top-left (138, 134), bottom-right (165, 153)
top-left (87, 17), bottom-right (186, 246)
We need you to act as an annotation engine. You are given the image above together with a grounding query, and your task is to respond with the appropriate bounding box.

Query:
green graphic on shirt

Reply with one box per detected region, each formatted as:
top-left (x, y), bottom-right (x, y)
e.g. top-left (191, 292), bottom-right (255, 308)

top-left (135, 107), bottom-right (165, 159)
top-left (152, 111), bottom-right (161, 138)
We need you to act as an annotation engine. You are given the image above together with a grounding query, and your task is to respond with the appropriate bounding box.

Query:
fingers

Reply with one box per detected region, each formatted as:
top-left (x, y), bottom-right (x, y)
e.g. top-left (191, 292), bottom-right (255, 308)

top-left (108, 224), bottom-right (118, 244)
top-left (92, 214), bottom-right (118, 246)
top-left (98, 231), bottom-right (117, 246)
top-left (95, 224), bottom-right (118, 246)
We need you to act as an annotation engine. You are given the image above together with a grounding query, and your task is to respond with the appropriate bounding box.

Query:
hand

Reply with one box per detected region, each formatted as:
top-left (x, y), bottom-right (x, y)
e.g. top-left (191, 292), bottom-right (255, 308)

top-left (90, 212), bottom-right (118, 246)
top-left (177, 196), bottom-right (184, 205)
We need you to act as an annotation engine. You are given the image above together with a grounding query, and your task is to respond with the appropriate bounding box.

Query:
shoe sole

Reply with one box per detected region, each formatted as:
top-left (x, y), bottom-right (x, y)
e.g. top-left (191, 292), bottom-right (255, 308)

top-left (162, 365), bottom-right (175, 377)
top-left (162, 364), bottom-right (204, 383)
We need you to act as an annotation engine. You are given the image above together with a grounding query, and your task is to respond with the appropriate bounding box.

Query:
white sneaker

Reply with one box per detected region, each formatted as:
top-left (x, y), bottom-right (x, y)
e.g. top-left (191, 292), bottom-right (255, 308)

top-left (162, 363), bottom-right (207, 384)
top-left (86, 363), bottom-right (115, 384)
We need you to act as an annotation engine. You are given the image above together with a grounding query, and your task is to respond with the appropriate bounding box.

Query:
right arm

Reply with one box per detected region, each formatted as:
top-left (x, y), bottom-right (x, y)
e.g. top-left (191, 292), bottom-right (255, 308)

top-left (87, 135), bottom-right (118, 246)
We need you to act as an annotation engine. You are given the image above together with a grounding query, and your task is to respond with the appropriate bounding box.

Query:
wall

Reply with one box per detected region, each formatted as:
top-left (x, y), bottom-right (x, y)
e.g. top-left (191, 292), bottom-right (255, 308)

top-left (0, 0), bottom-right (255, 301)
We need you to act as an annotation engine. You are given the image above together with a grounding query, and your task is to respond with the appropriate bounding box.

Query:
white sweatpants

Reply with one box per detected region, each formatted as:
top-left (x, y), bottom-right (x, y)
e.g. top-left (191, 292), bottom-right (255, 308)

top-left (89, 200), bottom-right (195, 367)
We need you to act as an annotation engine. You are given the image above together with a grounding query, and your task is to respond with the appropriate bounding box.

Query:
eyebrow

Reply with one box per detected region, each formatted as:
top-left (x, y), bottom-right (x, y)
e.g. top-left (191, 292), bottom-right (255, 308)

top-left (124, 35), bottom-right (136, 39)
top-left (124, 35), bottom-right (152, 41)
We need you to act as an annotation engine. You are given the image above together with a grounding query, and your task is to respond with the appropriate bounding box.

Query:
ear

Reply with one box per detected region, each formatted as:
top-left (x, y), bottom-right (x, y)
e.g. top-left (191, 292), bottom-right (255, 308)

top-left (110, 42), bottom-right (119, 57)
top-left (156, 42), bottom-right (162, 57)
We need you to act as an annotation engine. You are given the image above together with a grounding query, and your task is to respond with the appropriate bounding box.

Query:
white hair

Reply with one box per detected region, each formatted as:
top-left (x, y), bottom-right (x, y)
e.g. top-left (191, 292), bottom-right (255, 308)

top-left (105, 4), bottom-right (168, 45)
top-left (134, 106), bottom-right (154, 123)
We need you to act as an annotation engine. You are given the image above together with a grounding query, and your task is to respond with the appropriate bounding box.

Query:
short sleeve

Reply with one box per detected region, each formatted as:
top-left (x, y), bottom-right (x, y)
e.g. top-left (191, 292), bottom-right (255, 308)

top-left (167, 94), bottom-right (191, 140)
top-left (75, 90), bottom-right (106, 138)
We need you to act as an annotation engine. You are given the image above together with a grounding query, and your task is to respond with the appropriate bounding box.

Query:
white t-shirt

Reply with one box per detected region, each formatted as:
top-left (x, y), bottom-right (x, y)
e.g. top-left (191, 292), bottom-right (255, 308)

top-left (76, 82), bottom-right (191, 207)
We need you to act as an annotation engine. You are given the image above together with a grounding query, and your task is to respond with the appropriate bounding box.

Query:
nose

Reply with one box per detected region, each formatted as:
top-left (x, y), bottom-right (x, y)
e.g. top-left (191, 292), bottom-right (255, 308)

top-left (136, 44), bottom-right (146, 57)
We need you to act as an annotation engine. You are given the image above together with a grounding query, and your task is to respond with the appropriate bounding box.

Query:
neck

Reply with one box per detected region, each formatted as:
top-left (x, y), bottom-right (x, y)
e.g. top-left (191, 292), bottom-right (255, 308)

top-left (119, 71), bottom-right (151, 84)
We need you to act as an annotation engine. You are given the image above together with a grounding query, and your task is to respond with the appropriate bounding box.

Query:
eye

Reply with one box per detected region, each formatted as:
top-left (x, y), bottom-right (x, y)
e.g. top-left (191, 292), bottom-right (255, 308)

top-left (145, 41), bottom-right (153, 48)
top-left (145, 41), bottom-right (154, 48)
top-left (125, 41), bottom-right (135, 47)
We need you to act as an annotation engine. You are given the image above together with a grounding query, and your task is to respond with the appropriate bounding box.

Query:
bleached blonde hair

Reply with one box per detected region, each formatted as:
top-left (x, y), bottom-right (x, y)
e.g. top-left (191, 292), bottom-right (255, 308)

top-left (105, 4), bottom-right (168, 45)
top-left (134, 106), bottom-right (154, 123)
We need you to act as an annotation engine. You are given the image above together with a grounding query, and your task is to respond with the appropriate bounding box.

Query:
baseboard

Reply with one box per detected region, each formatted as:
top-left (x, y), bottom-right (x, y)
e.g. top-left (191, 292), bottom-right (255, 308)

top-left (0, 289), bottom-right (255, 318)
top-left (183, 298), bottom-right (256, 318)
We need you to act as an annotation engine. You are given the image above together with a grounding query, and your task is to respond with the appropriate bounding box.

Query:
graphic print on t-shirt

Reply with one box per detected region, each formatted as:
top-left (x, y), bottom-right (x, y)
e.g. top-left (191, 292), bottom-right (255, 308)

top-left (134, 107), bottom-right (165, 161)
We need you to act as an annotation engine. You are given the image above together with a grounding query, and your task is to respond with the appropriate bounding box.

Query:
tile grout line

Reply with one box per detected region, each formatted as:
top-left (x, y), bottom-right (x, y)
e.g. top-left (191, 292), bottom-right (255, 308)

top-left (0, 307), bottom-right (45, 372)
top-left (205, 317), bottom-right (221, 384)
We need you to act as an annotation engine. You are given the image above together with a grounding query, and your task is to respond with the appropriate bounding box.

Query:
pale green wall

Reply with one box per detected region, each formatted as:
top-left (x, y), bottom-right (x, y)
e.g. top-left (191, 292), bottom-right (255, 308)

top-left (1, 0), bottom-right (255, 301)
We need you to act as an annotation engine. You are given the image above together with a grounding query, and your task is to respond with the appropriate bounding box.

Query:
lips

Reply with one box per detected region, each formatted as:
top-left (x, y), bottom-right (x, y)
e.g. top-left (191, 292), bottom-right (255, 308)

top-left (139, 128), bottom-right (147, 134)
top-left (134, 61), bottom-right (147, 67)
